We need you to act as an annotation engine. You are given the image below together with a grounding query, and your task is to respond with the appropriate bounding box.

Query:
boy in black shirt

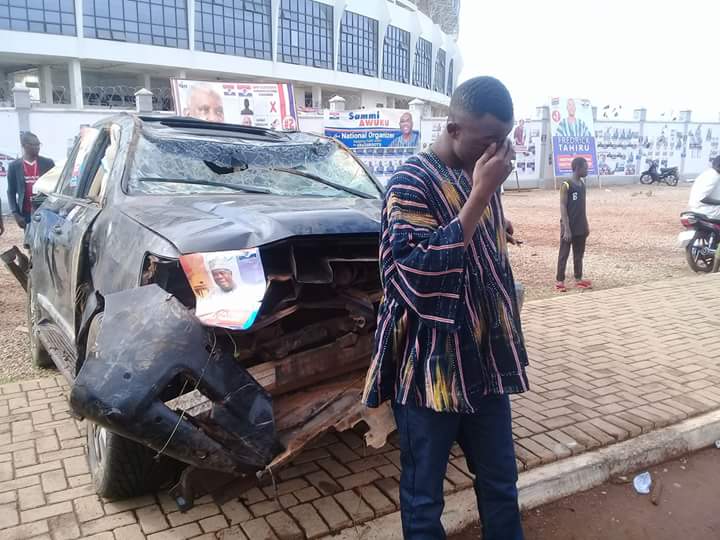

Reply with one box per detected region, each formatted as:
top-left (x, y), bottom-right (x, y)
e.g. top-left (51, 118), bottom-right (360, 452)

top-left (556, 157), bottom-right (592, 291)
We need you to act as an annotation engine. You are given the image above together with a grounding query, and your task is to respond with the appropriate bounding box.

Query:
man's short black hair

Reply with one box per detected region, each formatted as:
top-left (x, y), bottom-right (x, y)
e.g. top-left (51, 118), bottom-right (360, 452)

top-left (20, 131), bottom-right (39, 145)
top-left (449, 76), bottom-right (514, 123)
top-left (712, 155), bottom-right (720, 170)
top-left (571, 157), bottom-right (588, 171)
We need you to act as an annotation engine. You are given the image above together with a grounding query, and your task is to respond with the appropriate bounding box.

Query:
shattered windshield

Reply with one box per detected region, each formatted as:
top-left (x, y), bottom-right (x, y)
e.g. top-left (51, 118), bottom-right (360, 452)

top-left (128, 130), bottom-right (381, 199)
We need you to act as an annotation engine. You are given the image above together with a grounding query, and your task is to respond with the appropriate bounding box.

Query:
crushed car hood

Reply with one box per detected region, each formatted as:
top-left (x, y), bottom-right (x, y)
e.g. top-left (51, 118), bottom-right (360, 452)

top-left (119, 195), bottom-right (382, 253)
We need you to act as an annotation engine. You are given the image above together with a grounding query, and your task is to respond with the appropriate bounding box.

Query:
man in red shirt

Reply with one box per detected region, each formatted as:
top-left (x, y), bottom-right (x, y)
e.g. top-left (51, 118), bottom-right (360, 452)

top-left (3, 132), bottom-right (54, 234)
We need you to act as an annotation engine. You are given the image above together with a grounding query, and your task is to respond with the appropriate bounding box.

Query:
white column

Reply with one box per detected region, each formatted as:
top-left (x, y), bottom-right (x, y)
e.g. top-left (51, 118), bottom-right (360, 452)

top-left (176, 70), bottom-right (187, 79)
top-left (138, 73), bottom-right (152, 91)
top-left (39, 65), bottom-right (53, 105)
top-left (74, 0), bottom-right (83, 37)
top-left (270, 0), bottom-right (280, 62)
top-left (68, 59), bottom-right (83, 109)
top-left (187, 0), bottom-right (195, 50)
top-left (312, 86), bottom-right (322, 109)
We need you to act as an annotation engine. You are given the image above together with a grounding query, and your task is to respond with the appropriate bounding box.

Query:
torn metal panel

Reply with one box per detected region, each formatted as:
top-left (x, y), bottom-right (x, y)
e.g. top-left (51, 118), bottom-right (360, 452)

top-left (266, 372), bottom-right (396, 472)
top-left (1, 246), bottom-right (29, 291)
top-left (70, 284), bottom-right (278, 472)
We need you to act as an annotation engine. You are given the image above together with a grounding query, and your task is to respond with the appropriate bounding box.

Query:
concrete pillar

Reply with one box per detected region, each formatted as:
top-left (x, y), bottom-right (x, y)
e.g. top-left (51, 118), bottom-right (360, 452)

top-left (39, 66), bottom-right (53, 105)
top-left (13, 84), bottom-right (31, 133)
top-left (138, 74), bottom-right (152, 91)
top-left (176, 70), bottom-right (187, 79)
top-left (535, 106), bottom-right (552, 189)
top-left (68, 59), bottom-right (83, 109)
top-left (74, 0), bottom-right (83, 37)
top-left (387, 96), bottom-right (396, 109)
top-left (591, 106), bottom-right (597, 122)
top-left (329, 95), bottom-right (345, 112)
top-left (187, 0), bottom-right (195, 50)
top-left (409, 98), bottom-right (425, 119)
top-left (135, 88), bottom-right (154, 113)
top-left (270, 0), bottom-right (279, 61)
top-left (679, 110), bottom-right (692, 123)
top-left (634, 108), bottom-right (647, 121)
top-left (312, 86), bottom-right (322, 109)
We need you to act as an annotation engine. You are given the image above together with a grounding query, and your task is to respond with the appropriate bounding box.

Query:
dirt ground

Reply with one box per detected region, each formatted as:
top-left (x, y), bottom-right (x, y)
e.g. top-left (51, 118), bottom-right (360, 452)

top-left (0, 184), bottom-right (695, 383)
top-left (503, 183), bottom-right (695, 301)
top-left (0, 227), bottom-right (53, 384)
top-left (452, 445), bottom-right (720, 540)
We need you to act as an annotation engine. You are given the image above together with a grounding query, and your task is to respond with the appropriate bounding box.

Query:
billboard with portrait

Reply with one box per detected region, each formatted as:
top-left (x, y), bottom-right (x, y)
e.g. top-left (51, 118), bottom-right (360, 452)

top-left (324, 109), bottom-right (420, 184)
top-left (171, 79), bottom-right (298, 131)
top-left (550, 97), bottom-right (598, 177)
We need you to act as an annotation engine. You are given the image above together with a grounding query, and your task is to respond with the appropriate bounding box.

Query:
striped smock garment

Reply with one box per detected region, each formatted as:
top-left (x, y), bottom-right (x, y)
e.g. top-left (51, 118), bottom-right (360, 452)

top-left (362, 151), bottom-right (530, 413)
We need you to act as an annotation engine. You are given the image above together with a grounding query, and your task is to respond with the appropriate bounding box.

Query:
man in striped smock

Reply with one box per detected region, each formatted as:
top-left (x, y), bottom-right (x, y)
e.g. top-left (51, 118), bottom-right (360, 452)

top-left (363, 77), bottom-right (528, 540)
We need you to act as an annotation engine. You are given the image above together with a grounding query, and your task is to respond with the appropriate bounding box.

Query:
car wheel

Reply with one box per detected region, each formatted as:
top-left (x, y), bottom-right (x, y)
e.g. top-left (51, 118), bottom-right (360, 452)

top-left (27, 275), bottom-right (54, 369)
top-left (85, 314), bottom-right (180, 499)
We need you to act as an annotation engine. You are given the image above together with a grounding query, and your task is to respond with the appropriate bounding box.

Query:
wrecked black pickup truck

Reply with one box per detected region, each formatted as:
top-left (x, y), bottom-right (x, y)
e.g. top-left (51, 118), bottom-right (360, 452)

top-left (3, 114), bottom-right (525, 511)
top-left (3, 114), bottom-right (397, 509)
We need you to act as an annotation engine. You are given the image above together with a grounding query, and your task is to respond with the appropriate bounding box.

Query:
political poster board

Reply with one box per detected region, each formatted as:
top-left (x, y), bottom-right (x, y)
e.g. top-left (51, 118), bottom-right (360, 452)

top-left (550, 97), bottom-right (598, 177)
top-left (420, 118), bottom-right (446, 151)
top-left (171, 79), bottom-right (298, 131)
top-left (511, 119), bottom-right (543, 180)
top-left (324, 109), bottom-right (420, 184)
top-left (594, 122), bottom-right (642, 176)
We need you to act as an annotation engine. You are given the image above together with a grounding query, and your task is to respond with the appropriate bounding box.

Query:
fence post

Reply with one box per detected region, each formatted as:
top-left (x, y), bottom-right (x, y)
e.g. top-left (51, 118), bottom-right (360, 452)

top-left (134, 88), bottom-right (154, 114)
top-left (329, 95), bottom-right (345, 112)
top-left (679, 110), bottom-right (692, 179)
top-left (535, 106), bottom-right (552, 189)
top-left (12, 84), bottom-right (31, 134)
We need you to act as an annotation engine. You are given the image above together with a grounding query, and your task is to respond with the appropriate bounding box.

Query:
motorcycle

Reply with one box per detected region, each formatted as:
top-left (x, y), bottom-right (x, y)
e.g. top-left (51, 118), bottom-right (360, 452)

top-left (677, 212), bottom-right (720, 273)
top-left (640, 161), bottom-right (679, 186)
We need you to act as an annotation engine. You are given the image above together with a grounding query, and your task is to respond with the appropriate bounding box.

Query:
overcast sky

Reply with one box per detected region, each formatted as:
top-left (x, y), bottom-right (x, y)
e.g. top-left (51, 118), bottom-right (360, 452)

top-left (457, 0), bottom-right (719, 121)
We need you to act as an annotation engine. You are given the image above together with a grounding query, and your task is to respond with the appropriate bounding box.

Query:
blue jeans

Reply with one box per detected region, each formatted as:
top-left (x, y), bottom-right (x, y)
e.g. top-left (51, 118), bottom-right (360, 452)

top-left (393, 395), bottom-right (524, 540)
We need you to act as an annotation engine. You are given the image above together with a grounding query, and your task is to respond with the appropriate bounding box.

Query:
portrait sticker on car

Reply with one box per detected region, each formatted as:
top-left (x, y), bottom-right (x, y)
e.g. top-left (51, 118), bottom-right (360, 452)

top-left (180, 248), bottom-right (267, 330)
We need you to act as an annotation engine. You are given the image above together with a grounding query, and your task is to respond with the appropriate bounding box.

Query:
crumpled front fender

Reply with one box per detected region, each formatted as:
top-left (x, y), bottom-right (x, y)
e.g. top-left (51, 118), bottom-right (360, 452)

top-left (69, 284), bottom-right (279, 473)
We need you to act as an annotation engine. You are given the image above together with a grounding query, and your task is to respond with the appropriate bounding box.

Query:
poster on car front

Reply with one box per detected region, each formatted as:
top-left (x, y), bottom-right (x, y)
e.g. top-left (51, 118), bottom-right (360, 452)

top-left (324, 109), bottom-right (421, 184)
top-left (171, 79), bottom-right (298, 131)
top-left (549, 97), bottom-right (598, 177)
top-left (179, 249), bottom-right (267, 331)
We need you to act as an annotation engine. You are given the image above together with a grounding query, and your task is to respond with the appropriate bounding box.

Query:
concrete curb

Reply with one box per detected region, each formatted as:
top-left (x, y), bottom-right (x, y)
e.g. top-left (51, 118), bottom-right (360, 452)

top-left (321, 409), bottom-right (720, 539)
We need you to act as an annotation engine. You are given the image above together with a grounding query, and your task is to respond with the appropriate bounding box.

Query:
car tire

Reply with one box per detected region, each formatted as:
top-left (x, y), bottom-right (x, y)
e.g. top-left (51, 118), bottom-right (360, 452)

top-left (85, 314), bottom-right (180, 499)
top-left (27, 275), bottom-right (54, 369)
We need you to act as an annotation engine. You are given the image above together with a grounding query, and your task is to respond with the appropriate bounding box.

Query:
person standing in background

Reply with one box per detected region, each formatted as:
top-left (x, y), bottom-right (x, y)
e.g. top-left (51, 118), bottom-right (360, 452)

top-left (5, 132), bottom-right (55, 232)
top-left (556, 157), bottom-right (592, 291)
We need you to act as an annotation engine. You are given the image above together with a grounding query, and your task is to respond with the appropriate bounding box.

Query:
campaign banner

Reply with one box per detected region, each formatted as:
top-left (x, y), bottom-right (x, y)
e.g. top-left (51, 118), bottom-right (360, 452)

top-left (324, 109), bottom-right (420, 184)
top-left (550, 97), bottom-right (598, 177)
top-left (171, 79), bottom-right (297, 131)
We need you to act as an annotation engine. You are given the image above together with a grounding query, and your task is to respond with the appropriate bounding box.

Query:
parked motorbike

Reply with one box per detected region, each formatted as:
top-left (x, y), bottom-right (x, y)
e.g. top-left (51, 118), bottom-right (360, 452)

top-left (640, 161), bottom-right (679, 186)
top-left (677, 212), bottom-right (719, 272)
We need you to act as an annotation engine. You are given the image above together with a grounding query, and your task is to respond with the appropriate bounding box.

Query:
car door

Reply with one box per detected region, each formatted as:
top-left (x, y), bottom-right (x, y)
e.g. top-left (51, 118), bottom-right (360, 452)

top-left (36, 126), bottom-right (106, 339)
top-left (50, 126), bottom-right (116, 339)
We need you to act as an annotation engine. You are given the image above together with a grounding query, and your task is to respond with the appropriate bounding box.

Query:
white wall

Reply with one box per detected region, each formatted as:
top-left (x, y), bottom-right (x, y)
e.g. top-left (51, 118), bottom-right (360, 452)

top-left (297, 114), bottom-right (324, 135)
top-left (0, 109), bottom-right (20, 214)
top-left (27, 109), bottom-right (117, 162)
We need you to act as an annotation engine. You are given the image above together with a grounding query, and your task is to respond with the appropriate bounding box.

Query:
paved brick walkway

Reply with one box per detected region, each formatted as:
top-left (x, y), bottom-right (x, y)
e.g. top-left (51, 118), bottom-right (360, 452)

top-left (1, 275), bottom-right (719, 539)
